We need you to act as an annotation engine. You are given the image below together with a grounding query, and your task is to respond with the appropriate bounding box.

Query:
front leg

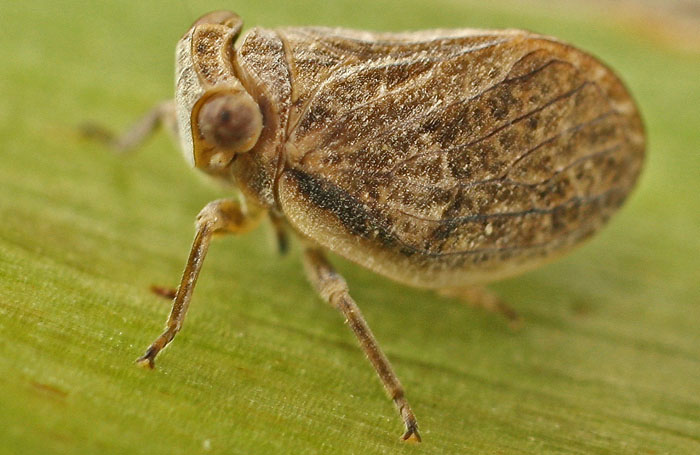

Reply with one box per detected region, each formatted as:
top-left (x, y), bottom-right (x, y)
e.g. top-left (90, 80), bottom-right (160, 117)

top-left (136, 198), bottom-right (262, 368)
top-left (303, 247), bottom-right (421, 442)
top-left (81, 100), bottom-right (177, 153)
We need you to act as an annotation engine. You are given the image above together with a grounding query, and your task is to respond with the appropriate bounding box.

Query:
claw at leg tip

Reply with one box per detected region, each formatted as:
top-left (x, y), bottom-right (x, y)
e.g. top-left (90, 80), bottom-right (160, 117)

top-left (401, 428), bottom-right (422, 443)
top-left (135, 347), bottom-right (157, 369)
top-left (135, 355), bottom-right (155, 369)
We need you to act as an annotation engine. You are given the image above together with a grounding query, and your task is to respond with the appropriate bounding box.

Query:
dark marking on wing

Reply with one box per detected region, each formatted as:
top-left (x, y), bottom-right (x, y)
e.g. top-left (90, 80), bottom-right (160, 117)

top-left (284, 168), bottom-right (406, 252)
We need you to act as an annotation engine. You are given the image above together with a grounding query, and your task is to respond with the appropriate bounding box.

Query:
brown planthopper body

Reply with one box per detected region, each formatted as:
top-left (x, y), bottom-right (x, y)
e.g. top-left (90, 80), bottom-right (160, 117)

top-left (102, 10), bottom-right (645, 441)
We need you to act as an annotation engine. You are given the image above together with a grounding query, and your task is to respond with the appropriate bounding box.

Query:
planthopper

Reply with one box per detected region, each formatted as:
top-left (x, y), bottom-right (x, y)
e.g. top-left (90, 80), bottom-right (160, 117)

top-left (91, 11), bottom-right (645, 441)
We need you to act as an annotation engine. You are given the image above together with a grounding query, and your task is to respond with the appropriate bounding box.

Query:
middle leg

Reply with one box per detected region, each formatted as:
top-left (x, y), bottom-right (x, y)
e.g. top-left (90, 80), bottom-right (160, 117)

top-left (439, 286), bottom-right (522, 328)
top-left (302, 247), bottom-right (421, 442)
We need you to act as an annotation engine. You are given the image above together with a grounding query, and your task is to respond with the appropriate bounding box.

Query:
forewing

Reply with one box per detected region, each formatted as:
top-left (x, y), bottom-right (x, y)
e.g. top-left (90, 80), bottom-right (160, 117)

top-left (279, 28), bottom-right (644, 259)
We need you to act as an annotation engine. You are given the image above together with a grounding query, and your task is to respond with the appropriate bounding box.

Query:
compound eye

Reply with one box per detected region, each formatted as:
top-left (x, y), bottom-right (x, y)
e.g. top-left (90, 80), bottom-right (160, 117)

top-left (197, 92), bottom-right (262, 153)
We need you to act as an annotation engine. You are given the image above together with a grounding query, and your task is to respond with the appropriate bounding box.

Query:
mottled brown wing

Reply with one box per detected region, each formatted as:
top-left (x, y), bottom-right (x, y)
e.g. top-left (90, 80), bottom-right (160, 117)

top-left (276, 27), bottom-right (644, 287)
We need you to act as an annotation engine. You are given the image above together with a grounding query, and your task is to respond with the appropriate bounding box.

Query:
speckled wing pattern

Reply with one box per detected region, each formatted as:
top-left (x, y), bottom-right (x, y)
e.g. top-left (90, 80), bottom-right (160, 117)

top-left (276, 27), bottom-right (644, 284)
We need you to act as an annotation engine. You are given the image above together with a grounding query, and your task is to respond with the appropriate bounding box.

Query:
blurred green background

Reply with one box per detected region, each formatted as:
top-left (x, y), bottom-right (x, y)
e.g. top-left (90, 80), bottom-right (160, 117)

top-left (1, 1), bottom-right (698, 454)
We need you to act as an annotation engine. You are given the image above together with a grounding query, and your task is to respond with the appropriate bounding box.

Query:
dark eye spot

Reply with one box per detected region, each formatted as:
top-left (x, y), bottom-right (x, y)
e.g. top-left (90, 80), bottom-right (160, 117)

top-left (198, 92), bottom-right (263, 151)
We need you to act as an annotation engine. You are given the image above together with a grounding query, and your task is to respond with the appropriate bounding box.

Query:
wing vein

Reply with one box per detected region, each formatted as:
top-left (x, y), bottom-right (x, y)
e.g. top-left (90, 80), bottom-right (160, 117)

top-left (385, 109), bottom-right (619, 188)
top-left (289, 38), bottom-right (514, 145)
